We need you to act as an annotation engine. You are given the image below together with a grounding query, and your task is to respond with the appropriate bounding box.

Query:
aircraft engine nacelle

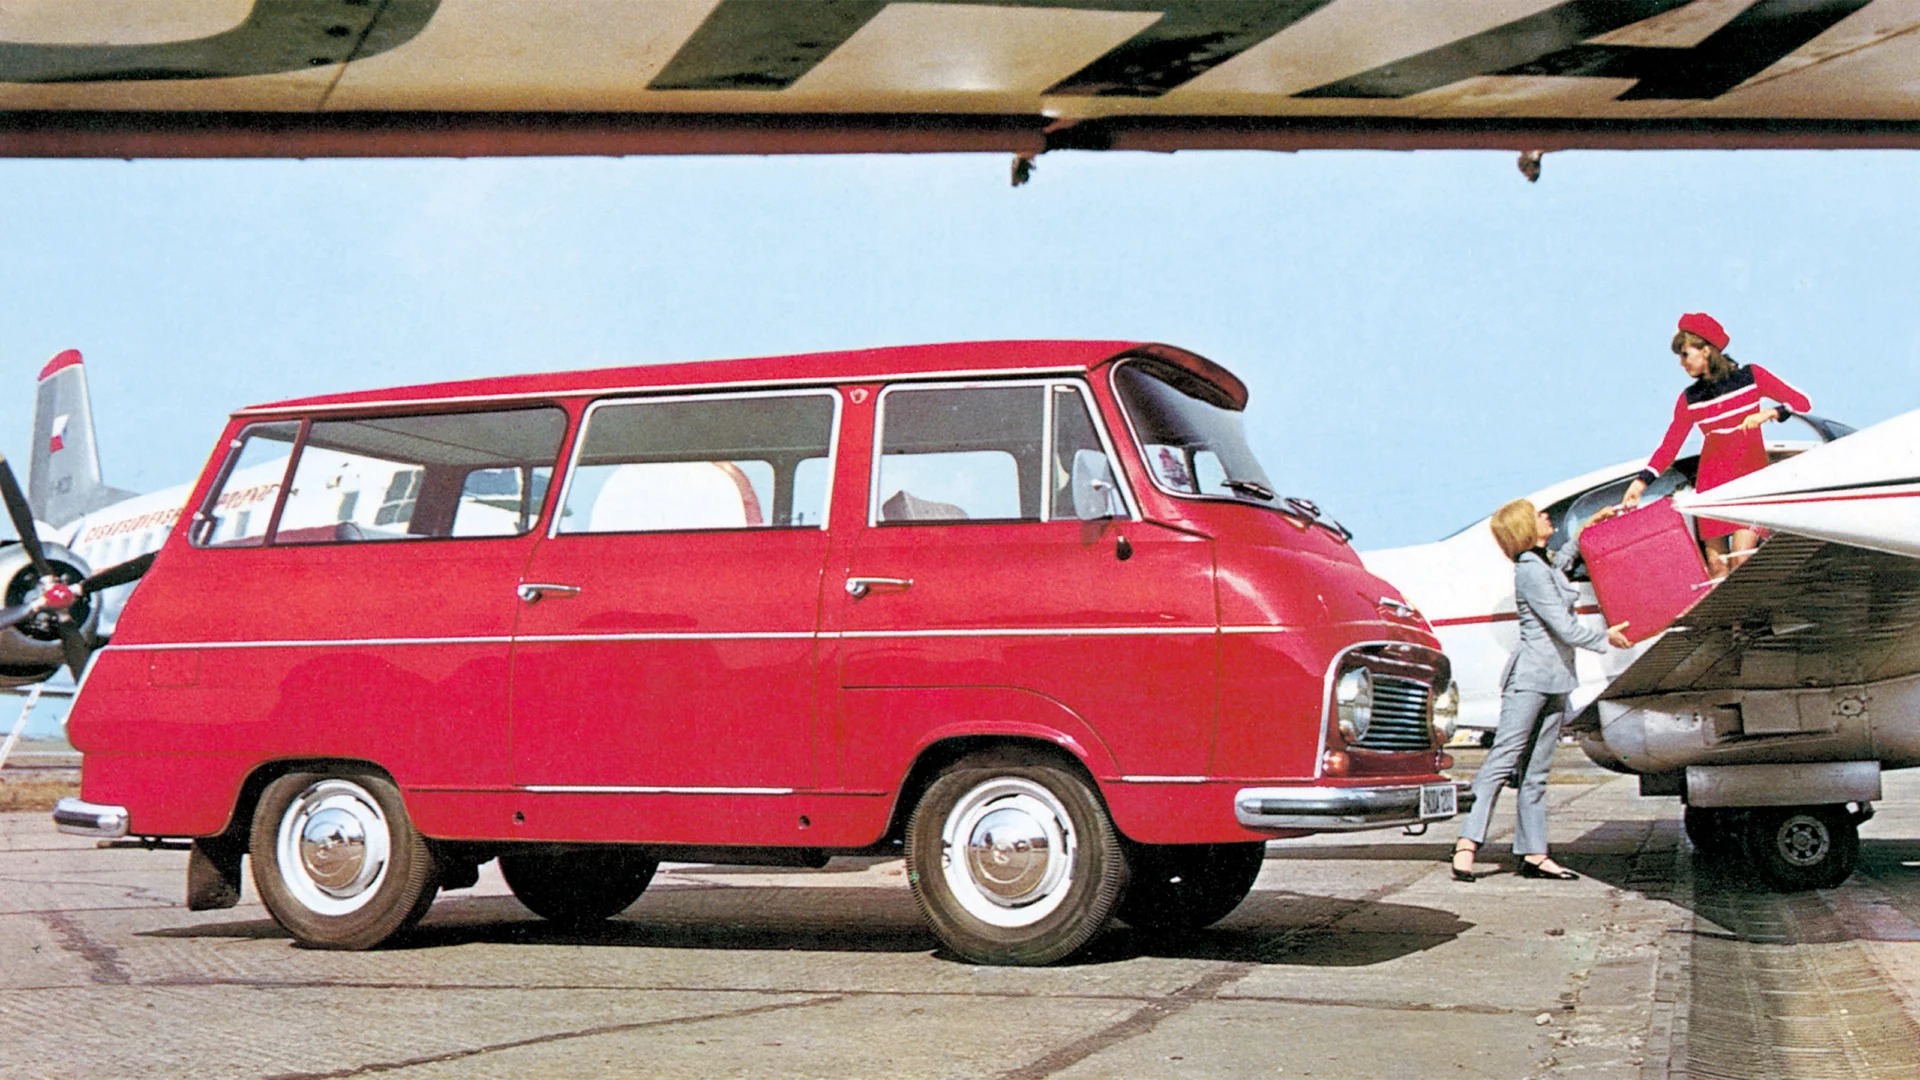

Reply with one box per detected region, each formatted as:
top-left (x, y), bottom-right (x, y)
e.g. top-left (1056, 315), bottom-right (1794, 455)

top-left (0, 540), bottom-right (98, 687)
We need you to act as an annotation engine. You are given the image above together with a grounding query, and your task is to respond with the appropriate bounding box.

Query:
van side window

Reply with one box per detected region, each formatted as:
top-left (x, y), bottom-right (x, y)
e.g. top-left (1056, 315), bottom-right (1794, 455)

top-left (190, 421), bottom-right (299, 547)
top-left (875, 385), bottom-right (1043, 523)
top-left (273, 408), bottom-right (566, 544)
top-left (557, 391), bottom-right (838, 534)
top-left (1050, 386), bottom-right (1107, 520)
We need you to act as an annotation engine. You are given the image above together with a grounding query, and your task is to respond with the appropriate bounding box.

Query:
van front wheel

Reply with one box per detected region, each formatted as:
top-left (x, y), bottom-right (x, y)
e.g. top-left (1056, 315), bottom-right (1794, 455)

top-left (250, 771), bottom-right (439, 950)
top-left (905, 754), bottom-right (1126, 965)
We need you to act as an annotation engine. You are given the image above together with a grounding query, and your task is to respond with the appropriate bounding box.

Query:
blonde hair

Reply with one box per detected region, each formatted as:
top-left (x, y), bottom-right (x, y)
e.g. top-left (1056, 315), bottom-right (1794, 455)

top-left (1490, 498), bottom-right (1539, 560)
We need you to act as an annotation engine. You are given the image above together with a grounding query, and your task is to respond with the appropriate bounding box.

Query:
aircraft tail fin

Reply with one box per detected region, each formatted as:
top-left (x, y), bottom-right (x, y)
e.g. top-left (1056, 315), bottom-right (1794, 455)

top-left (29, 350), bottom-right (138, 528)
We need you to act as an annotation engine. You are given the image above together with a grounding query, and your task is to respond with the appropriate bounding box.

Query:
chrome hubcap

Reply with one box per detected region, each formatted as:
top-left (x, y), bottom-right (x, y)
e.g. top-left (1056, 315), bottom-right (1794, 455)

top-left (941, 777), bottom-right (1075, 928)
top-left (964, 807), bottom-right (1052, 902)
top-left (275, 779), bottom-right (392, 915)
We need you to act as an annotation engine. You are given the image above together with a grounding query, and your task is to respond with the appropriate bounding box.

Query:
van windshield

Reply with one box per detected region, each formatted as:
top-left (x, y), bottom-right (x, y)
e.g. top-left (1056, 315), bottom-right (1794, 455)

top-left (1115, 361), bottom-right (1276, 505)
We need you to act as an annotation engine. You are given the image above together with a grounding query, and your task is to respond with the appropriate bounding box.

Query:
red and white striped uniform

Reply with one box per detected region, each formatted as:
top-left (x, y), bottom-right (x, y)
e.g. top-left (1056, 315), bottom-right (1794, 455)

top-left (1639, 363), bottom-right (1811, 539)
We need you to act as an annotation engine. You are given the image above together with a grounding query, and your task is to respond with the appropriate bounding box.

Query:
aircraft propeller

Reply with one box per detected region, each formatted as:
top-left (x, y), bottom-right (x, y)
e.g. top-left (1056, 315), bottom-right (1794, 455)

top-left (0, 453), bottom-right (156, 680)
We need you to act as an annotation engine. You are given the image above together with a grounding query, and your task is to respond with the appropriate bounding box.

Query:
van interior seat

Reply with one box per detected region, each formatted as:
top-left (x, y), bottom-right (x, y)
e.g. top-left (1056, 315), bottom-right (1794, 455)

top-left (881, 490), bottom-right (969, 522)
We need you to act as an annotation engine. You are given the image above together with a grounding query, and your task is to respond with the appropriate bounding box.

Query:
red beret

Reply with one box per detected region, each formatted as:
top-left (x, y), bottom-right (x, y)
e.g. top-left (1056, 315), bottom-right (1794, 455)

top-left (1677, 312), bottom-right (1729, 351)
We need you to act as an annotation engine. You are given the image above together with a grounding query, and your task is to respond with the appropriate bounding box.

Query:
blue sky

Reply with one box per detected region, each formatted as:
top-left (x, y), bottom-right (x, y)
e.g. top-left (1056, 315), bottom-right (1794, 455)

top-left (3, 148), bottom-right (1917, 554)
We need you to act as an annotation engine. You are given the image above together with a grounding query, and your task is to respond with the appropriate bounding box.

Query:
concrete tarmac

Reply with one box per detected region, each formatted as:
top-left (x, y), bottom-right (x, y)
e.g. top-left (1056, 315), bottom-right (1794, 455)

top-left (4, 750), bottom-right (1920, 1078)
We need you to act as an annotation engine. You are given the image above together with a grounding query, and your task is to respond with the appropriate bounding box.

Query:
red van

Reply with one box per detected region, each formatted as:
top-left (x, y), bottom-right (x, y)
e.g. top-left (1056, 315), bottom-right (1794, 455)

top-left (56, 341), bottom-right (1458, 965)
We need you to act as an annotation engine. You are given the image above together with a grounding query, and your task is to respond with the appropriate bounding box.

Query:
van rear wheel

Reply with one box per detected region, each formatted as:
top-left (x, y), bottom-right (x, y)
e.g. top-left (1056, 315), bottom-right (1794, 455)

top-left (499, 848), bottom-right (658, 926)
top-left (905, 753), bottom-right (1126, 966)
top-left (250, 771), bottom-right (438, 950)
top-left (1117, 842), bottom-right (1266, 931)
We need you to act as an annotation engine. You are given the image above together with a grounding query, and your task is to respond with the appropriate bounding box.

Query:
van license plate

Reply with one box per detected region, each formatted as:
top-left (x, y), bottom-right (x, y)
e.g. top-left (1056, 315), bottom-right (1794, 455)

top-left (1420, 784), bottom-right (1457, 819)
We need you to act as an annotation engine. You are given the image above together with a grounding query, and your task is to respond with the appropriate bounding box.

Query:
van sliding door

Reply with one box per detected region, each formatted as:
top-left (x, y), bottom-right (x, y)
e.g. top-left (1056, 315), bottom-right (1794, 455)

top-left (509, 389), bottom-right (839, 837)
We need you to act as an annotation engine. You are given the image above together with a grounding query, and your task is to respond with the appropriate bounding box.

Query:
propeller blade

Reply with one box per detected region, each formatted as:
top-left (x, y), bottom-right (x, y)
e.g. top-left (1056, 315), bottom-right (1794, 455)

top-left (81, 552), bottom-right (156, 594)
top-left (0, 601), bottom-right (39, 630)
top-left (56, 619), bottom-right (91, 682)
top-left (0, 453), bottom-right (54, 578)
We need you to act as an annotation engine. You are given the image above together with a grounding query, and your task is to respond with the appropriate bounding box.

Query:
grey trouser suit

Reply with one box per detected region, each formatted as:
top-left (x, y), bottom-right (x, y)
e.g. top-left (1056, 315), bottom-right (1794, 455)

top-left (1459, 543), bottom-right (1608, 855)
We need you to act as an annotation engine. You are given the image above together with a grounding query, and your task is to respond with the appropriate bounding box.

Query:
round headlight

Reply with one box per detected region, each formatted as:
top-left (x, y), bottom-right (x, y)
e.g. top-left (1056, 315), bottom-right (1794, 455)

top-left (1433, 680), bottom-right (1460, 742)
top-left (1335, 667), bottom-right (1373, 742)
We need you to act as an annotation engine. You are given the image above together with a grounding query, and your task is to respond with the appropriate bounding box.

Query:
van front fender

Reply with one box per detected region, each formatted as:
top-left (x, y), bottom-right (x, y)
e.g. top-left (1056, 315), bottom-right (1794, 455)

top-left (837, 685), bottom-right (1118, 796)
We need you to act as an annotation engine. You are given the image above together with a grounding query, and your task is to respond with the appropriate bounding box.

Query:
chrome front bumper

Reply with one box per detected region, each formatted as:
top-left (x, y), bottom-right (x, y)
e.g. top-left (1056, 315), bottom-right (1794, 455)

top-left (53, 797), bottom-right (130, 839)
top-left (1235, 782), bottom-right (1472, 831)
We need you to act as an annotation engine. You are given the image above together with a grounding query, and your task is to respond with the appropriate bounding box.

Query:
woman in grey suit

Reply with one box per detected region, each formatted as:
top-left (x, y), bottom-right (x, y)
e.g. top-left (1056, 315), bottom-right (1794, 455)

top-left (1451, 498), bottom-right (1631, 882)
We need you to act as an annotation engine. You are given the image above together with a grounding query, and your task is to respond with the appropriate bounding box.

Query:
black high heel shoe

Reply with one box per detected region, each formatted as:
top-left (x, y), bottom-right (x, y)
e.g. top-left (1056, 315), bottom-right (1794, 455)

top-left (1517, 857), bottom-right (1578, 881)
top-left (1450, 843), bottom-right (1477, 882)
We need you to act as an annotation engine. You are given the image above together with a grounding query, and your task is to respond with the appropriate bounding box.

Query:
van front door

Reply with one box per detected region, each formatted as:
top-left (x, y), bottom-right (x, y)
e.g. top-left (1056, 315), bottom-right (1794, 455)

top-left (830, 382), bottom-right (1216, 791)
top-left (509, 390), bottom-right (840, 815)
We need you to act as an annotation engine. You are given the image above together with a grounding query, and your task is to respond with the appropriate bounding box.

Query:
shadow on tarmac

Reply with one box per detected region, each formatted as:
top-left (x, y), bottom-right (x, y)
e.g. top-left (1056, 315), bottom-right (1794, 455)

top-left (138, 884), bottom-right (1472, 966)
top-left (1541, 815), bottom-right (1920, 946)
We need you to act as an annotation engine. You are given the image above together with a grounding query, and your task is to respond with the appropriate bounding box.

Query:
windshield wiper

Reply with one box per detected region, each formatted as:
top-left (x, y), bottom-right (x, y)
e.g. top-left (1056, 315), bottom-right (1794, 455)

top-left (1223, 478), bottom-right (1274, 501)
top-left (1276, 495), bottom-right (1354, 544)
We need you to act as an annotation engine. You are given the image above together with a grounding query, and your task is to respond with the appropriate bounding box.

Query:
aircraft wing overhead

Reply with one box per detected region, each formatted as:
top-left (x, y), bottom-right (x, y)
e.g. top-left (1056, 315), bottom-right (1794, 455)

top-left (4, 1), bottom-right (1920, 157)
top-left (1600, 532), bottom-right (1920, 701)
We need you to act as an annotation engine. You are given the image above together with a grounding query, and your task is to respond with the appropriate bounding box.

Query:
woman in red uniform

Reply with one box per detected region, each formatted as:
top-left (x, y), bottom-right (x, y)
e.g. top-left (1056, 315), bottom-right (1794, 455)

top-left (1621, 312), bottom-right (1811, 578)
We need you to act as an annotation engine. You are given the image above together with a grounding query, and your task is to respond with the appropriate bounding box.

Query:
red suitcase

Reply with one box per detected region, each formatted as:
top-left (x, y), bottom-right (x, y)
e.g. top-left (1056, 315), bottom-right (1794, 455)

top-left (1577, 500), bottom-right (1712, 644)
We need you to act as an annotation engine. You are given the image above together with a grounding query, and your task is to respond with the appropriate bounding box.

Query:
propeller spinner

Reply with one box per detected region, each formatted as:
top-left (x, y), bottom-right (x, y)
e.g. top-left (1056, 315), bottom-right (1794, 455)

top-left (0, 453), bottom-right (155, 680)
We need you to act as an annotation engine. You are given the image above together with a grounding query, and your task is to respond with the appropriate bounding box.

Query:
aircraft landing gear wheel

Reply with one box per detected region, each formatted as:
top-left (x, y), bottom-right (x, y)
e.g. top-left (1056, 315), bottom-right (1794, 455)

top-left (905, 752), bottom-right (1127, 966)
top-left (1478, 731), bottom-right (1495, 749)
top-left (500, 847), bottom-right (658, 926)
top-left (250, 771), bottom-right (439, 949)
top-left (1116, 842), bottom-right (1265, 932)
top-left (1744, 804), bottom-right (1858, 891)
top-left (1683, 806), bottom-right (1742, 860)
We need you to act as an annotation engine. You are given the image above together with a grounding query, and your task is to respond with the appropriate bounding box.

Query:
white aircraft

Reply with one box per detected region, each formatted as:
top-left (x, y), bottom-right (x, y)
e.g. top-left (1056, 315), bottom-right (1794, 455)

top-left (1370, 406), bottom-right (1920, 893)
top-left (1570, 406), bottom-right (1920, 890)
top-left (1361, 413), bottom-right (1852, 744)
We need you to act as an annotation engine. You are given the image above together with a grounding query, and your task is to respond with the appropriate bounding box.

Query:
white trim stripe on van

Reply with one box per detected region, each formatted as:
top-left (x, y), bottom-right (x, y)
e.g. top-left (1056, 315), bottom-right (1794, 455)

top-left (97, 624), bottom-right (1333, 652)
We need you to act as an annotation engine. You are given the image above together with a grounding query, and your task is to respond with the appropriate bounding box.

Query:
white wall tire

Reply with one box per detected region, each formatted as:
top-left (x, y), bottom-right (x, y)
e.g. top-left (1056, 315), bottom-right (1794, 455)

top-left (906, 753), bottom-right (1125, 965)
top-left (250, 771), bottom-right (438, 949)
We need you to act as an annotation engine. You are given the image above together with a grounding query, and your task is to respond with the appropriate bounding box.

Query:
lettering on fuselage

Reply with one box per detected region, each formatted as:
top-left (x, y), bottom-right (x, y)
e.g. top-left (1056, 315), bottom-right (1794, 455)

top-left (0, 0), bottom-right (1878, 104)
top-left (75, 483), bottom-right (275, 545)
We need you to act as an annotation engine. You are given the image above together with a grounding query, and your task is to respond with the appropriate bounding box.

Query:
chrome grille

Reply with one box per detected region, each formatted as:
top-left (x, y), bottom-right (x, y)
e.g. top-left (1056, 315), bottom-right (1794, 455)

top-left (1352, 676), bottom-right (1433, 751)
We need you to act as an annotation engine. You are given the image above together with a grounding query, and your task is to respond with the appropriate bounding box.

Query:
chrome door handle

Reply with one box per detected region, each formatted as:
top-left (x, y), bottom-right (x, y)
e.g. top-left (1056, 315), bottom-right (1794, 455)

top-left (846, 576), bottom-right (912, 599)
top-left (517, 583), bottom-right (581, 603)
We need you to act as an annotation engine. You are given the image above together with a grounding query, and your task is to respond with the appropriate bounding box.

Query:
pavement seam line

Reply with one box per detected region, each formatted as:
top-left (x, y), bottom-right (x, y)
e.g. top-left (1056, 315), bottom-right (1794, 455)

top-left (261, 993), bottom-right (848, 1080)
top-left (993, 964), bottom-right (1254, 1080)
top-left (37, 909), bottom-right (132, 985)
top-left (996, 852), bottom-right (1445, 1079)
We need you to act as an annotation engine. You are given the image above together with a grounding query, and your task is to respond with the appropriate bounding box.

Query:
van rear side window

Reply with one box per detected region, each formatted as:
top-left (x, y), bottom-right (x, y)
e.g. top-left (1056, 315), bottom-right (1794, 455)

top-left (191, 408), bottom-right (567, 547)
top-left (557, 391), bottom-right (838, 534)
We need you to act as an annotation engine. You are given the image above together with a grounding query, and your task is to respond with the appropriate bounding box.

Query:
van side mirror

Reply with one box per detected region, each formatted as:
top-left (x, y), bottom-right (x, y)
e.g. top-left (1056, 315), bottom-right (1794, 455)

top-left (1070, 450), bottom-right (1125, 521)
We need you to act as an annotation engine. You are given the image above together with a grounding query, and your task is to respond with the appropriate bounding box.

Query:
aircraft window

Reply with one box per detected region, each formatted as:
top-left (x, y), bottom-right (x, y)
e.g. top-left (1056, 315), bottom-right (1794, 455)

top-left (875, 384), bottom-right (1046, 523)
top-left (558, 390), bottom-right (837, 534)
top-left (372, 470), bottom-right (424, 527)
top-left (271, 407), bottom-right (566, 545)
top-left (1114, 361), bottom-right (1274, 505)
top-left (191, 421), bottom-right (297, 548)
